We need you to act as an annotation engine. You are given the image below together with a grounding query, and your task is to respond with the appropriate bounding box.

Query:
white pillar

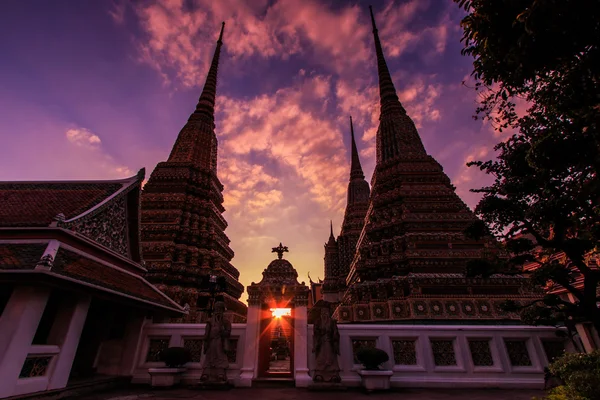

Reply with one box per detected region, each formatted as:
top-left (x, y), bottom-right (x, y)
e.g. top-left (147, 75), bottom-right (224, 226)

top-left (119, 315), bottom-right (147, 376)
top-left (293, 304), bottom-right (310, 387)
top-left (238, 305), bottom-right (260, 387)
top-left (0, 286), bottom-right (51, 398)
top-left (47, 295), bottom-right (91, 390)
top-left (567, 293), bottom-right (599, 352)
top-left (575, 323), bottom-right (599, 352)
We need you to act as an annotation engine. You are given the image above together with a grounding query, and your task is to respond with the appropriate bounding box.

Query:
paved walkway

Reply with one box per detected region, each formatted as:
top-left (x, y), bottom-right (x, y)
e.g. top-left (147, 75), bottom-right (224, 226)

top-left (78, 387), bottom-right (546, 400)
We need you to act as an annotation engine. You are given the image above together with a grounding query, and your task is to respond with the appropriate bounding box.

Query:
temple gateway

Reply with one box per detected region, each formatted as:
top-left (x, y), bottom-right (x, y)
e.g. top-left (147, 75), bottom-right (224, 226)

top-left (0, 6), bottom-right (594, 399)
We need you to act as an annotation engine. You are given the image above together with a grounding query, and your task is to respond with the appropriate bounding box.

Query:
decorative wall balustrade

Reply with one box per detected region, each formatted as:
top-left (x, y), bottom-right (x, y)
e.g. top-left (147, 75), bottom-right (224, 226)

top-left (132, 321), bottom-right (569, 389)
top-left (307, 324), bottom-right (571, 389)
top-left (131, 323), bottom-right (246, 385)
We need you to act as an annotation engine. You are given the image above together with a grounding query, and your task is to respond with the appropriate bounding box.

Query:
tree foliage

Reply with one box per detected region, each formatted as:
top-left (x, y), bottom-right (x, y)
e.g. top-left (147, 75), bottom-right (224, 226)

top-left (455, 0), bottom-right (600, 333)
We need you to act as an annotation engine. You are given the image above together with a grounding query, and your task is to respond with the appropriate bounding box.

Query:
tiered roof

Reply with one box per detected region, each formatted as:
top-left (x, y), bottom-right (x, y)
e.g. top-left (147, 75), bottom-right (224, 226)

top-left (0, 172), bottom-right (184, 314)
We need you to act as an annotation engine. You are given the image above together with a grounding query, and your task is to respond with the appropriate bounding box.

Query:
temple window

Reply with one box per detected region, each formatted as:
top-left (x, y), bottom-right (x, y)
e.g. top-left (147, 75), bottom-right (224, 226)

top-left (392, 339), bottom-right (417, 365)
top-left (430, 339), bottom-right (457, 366)
top-left (183, 338), bottom-right (203, 362)
top-left (468, 339), bottom-right (494, 366)
top-left (504, 339), bottom-right (532, 366)
top-left (541, 340), bottom-right (565, 364)
top-left (146, 337), bottom-right (170, 362)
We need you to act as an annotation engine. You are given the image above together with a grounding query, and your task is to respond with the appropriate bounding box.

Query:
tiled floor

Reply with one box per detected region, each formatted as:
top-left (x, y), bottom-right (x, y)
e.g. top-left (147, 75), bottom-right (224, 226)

top-left (78, 387), bottom-right (545, 400)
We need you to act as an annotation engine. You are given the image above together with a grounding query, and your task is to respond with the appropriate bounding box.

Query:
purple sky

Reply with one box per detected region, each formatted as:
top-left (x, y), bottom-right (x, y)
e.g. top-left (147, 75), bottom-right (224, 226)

top-left (0, 0), bottom-right (505, 300)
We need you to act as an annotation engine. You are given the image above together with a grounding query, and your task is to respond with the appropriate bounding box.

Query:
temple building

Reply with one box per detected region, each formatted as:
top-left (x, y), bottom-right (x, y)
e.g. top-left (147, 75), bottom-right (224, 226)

top-left (330, 8), bottom-right (540, 323)
top-left (0, 171), bottom-right (184, 398)
top-left (140, 23), bottom-right (247, 323)
top-left (322, 117), bottom-right (371, 302)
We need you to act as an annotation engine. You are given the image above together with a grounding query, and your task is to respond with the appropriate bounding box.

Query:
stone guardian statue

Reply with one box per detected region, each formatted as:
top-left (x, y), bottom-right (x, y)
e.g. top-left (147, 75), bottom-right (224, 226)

top-left (312, 307), bottom-right (341, 382)
top-left (200, 301), bottom-right (231, 383)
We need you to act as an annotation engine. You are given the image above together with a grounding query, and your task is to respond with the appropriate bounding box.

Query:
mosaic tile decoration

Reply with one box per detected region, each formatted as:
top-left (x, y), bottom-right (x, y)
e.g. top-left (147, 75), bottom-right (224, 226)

top-left (392, 340), bottom-right (417, 365)
top-left (504, 339), bottom-right (532, 366)
top-left (184, 338), bottom-right (203, 363)
top-left (19, 356), bottom-right (52, 378)
top-left (146, 337), bottom-right (170, 362)
top-left (468, 340), bottom-right (494, 366)
top-left (352, 338), bottom-right (377, 364)
top-left (431, 339), bottom-right (457, 366)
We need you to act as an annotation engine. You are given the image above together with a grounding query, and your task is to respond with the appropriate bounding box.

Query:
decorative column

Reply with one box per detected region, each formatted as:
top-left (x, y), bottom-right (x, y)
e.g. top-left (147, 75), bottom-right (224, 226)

top-left (568, 293), bottom-right (599, 351)
top-left (239, 299), bottom-right (261, 387)
top-left (119, 315), bottom-right (148, 376)
top-left (0, 286), bottom-right (51, 398)
top-left (47, 295), bottom-right (91, 389)
top-left (293, 295), bottom-right (311, 387)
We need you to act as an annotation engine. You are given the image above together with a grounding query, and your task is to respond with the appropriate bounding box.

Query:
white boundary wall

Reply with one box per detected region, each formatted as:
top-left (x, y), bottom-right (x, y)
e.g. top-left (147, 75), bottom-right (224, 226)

top-left (313, 324), bottom-right (569, 389)
top-left (131, 323), bottom-right (246, 386)
top-left (132, 322), bottom-right (569, 389)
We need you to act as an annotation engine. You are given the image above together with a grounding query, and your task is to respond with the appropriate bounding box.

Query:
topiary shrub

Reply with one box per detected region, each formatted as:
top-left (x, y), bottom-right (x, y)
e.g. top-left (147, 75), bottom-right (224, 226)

top-left (356, 347), bottom-right (389, 370)
top-left (549, 351), bottom-right (600, 400)
top-left (160, 347), bottom-right (191, 368)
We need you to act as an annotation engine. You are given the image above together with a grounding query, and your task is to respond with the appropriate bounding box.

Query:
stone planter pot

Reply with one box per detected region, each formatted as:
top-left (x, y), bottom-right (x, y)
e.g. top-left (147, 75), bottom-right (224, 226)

top-left (148, 367), bottom-right (186, 387)
top-left (357, 370), bottom-right (393, 391)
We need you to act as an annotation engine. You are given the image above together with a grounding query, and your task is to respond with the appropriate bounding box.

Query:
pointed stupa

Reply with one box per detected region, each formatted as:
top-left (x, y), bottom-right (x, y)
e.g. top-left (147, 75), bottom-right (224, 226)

top-left (369, 6), bottom-right (404, 117)
top-left (141, 21), bottom-right (247, 323)
top-left (368, 6), bottom-right (426, 167)
top-left (327, 220), bottom-right (336, 245)
top-left (333, 7), bottom-right (537, 324)
top-left (166, 22), bottom-right (226, 170)
top-left (321, 117), bottom-right (371, 302)
top-left (189, 22), bottom-right (225, 125)
top-left (349, 116), bottom-right (364, 180)
top-left (344, 116), bottom-right (371, 213)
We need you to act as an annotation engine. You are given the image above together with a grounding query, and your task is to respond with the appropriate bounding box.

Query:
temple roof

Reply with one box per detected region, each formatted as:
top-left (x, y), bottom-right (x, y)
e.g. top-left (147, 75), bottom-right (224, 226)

top-left (0, 172), bottom-right (142, 227)
top-left (0, 242), bottom-right (183, 313)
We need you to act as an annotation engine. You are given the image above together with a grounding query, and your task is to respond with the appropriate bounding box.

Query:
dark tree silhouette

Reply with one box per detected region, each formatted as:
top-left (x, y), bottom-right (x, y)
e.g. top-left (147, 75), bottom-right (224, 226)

top-left (455, 0), bottom-right (600, 334)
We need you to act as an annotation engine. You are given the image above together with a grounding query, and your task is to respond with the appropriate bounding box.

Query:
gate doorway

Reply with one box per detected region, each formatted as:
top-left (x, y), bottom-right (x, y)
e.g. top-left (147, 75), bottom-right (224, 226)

top-left (258, 306), bottom-right (294, 378)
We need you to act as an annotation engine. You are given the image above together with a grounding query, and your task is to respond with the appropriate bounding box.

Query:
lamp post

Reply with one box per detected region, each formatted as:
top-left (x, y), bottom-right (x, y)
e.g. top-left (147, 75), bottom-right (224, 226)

top-left (198, 273), bottom-right (225, 319)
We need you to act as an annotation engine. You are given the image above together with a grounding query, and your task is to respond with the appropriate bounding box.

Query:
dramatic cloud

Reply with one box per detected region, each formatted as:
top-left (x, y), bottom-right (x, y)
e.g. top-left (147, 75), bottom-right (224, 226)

top-left (2, 0), bottom-right (504, 297)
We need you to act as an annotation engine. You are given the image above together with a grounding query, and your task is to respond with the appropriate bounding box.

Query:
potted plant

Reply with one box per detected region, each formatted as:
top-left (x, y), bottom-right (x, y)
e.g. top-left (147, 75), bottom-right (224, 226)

top-left (355, 347), bottom-right (393, 391)
top-left (148, 347), bottom-right (191, 388)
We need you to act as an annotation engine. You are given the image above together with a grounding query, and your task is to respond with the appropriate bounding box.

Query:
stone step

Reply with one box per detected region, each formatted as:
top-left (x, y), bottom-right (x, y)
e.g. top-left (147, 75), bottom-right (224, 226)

top-left (251, 378), bottom-right (295, 388)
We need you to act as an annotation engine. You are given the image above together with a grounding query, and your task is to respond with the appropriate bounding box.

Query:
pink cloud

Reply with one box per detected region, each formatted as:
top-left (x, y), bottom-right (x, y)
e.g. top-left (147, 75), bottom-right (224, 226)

top-left (217, 74), bottom-right (347, 211)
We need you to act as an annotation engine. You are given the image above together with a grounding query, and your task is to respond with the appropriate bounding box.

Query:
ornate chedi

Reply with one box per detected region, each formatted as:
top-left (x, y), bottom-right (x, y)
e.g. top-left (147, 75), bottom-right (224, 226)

top-left (333, 8), bottom-right (539, 323)
top-left (323, 117), bottom-right (371, 303)
top-left (141, 23), bottom-right (247, 323)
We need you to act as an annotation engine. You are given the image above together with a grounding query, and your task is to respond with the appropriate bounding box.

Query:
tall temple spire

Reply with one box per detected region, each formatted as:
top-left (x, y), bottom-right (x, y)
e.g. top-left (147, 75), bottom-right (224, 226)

top-left (142, 20), bottom-right (248, 323)
top-left (166, 22), bottom-right (226, 170)
top-left (349, 116), bottom-right (364, 180)
top-left (369, 6), bottom-right (405, 117)
top-left (189, 22), bottom-right (225, 125)
top-left (369, 6), bottom-right (425, 164)
top-left (327, 220), bottom-right (336, 245)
